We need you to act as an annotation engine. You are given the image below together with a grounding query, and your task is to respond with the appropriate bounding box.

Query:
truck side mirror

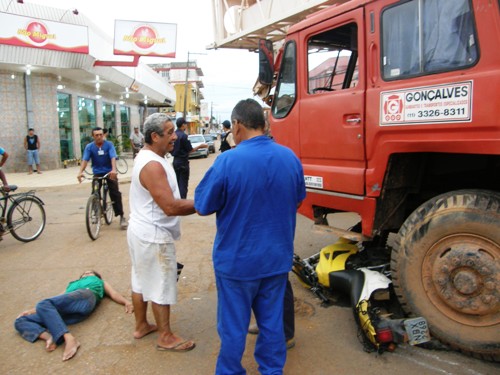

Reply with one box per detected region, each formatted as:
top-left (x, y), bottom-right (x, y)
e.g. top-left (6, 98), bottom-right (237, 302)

top-left (258, 39), bottom-right (274, 85)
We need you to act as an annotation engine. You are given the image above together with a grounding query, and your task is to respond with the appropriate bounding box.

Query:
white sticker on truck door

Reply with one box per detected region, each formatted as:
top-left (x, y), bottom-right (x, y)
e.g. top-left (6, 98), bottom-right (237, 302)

top-left (305, 175), bottom-right (323, 189)
top-left (380, 81), bottom-right (473, 126)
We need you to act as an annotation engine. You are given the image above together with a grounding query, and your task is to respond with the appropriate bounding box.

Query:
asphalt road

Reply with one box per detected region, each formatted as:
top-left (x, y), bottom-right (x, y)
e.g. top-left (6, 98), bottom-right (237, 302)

top-left (0, 151), bottom-right (497, 375)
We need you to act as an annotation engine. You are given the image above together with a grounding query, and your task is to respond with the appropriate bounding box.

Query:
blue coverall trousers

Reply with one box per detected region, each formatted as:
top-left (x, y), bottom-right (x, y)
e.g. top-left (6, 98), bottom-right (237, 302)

top-left (215, 273), bottom-right (287, 375)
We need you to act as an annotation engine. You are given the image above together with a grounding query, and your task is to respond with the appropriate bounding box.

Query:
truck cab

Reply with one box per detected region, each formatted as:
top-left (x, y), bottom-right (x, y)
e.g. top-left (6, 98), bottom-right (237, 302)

top-left (267, 0), bottom-right (499, 361)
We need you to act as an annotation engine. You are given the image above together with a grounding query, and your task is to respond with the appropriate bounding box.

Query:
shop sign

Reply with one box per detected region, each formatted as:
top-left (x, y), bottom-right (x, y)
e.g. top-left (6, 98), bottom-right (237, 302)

top-left (0, 12), bottom-right (89, 53)
top-left (114, 20), bottom-right (177, 57)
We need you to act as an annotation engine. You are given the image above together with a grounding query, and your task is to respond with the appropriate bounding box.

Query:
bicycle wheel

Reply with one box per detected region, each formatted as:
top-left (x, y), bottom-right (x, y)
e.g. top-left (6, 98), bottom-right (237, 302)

top-left (116, 157), bottom-right (128, 174)
top-left (102, 187), bottom-right (114, 225)
top-left (7, 196), bottom-right (46, 242)
top-left (85, 194), bottom-right (101, 240)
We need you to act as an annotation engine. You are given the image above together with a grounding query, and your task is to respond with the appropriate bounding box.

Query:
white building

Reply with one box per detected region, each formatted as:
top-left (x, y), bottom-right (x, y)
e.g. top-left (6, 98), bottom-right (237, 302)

top-left (0, 0), bottom-right (176, 171)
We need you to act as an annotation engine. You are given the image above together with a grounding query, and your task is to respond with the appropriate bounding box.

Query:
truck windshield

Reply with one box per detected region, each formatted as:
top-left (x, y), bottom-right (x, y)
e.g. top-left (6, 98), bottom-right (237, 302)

top-left (272, 41), bottom-right (297, 119)
top-left (382, 0), bottom-right (478, 79)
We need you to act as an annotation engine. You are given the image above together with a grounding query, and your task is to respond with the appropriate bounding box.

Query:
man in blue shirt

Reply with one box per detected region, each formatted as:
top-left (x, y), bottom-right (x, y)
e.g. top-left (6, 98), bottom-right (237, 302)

top-left (195, 99), bottom-right (306, 375)
top-left (77, 127), bottom-right (127, 229)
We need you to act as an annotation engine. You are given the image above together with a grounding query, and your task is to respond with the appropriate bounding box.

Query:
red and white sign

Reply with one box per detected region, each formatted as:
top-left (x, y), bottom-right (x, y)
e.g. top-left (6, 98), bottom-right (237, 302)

top-left (114, 20), bottom-right (177, 57)
top-left (0, 12), bottom-right (89, 53)
top-left (380, 81), bottom-right (473, 126)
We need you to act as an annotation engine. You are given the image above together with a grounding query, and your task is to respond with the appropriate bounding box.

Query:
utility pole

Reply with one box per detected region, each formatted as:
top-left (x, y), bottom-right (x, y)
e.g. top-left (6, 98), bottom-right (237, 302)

top-left (210, 101), bottom-right (213, 129)
top-left (182, 51), bottom-right (190, 119)
top-left (182, 51), bottom-right (207, 119)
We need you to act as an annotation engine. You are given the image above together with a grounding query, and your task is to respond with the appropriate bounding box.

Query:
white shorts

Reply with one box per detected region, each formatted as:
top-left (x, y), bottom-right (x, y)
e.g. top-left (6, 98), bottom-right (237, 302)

top-left (127, 230), bottom-right (177, 305)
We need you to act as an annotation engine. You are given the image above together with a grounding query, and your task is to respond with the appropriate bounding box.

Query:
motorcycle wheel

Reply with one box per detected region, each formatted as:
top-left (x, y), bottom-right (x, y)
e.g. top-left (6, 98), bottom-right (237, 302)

top-left (391, 189), bottom-right (500, 362)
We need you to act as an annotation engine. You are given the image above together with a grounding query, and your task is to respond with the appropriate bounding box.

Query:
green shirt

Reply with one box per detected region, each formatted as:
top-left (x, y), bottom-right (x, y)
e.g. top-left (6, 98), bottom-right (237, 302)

top-left (65, 275), bottom-right (105, 301)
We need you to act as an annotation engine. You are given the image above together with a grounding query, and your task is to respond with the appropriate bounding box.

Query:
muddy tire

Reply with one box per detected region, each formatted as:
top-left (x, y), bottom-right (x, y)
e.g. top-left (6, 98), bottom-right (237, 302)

top-left (391, 190), bottom-right (500, 361)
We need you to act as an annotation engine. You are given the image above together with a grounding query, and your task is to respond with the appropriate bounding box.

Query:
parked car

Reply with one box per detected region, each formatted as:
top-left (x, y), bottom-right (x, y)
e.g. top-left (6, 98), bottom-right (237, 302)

top-left (203, 134), bottom-right (216, 153)
top-left (188, 134), bottom-right (209, 158)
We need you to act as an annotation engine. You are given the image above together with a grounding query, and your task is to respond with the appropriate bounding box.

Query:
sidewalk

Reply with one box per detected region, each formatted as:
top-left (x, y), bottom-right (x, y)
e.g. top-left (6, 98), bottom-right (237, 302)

top-left (6, 156), bottom-right (134, 189)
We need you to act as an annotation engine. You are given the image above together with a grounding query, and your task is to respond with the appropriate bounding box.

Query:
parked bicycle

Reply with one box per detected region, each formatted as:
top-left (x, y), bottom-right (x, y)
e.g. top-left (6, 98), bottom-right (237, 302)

top-left (0, 185), bottom-right (46, 242)
top-left (84, 156), bottom-right (128, 175)
top-left (84, 173), bottom-right (114, 240)
top-left (116, 156), bottom-right (128, 174)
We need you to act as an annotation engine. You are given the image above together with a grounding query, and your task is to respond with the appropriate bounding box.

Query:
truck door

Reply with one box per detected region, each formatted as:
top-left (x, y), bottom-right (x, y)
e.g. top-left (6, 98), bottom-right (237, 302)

top-left (299, 8), bottom-right (366, 195)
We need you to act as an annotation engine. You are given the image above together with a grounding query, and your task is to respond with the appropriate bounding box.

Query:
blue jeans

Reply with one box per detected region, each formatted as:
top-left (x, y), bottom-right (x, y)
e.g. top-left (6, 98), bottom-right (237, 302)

top-left (215, 274), bottom-right (287, 375)
top-left (14, 289), bottom-right (97, 345)
top-left (27, 149), bottom-right (40, 165)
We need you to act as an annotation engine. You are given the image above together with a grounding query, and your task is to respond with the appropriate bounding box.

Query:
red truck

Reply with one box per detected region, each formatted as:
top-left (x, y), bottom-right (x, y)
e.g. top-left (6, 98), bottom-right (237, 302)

top-left (260, 0), bottom-right (499, 361)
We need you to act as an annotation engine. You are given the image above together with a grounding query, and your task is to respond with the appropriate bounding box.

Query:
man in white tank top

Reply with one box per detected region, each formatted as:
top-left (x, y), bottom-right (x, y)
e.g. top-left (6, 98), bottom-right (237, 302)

top-left (127, 113), bottom-right (197, 352)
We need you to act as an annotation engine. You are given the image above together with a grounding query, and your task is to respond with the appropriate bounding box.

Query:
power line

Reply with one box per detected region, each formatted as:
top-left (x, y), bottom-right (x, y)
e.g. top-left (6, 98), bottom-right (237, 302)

top-left (204, 84), bottom-right (253, 90)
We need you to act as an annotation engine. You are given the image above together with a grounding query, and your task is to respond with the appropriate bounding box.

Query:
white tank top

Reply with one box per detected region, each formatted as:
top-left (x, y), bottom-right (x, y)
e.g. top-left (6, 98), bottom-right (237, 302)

top-left (128, 149), bottom-right (181, 243)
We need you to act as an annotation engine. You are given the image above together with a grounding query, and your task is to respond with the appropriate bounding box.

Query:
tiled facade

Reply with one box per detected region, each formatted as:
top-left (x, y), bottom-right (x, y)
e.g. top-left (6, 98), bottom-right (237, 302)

top-left (0, 70), bottom-right (143, 172)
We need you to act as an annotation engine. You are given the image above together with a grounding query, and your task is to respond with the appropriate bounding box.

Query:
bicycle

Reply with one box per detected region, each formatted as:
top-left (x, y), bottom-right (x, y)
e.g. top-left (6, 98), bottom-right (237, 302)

top-left (110, 133), bottom-right (131, 174)
top-left (84, 156), bottom-right (128, 175)
top-left (116, 156), bottom-right (128, 174)
top-left (0, 185), bottom-right (46, 242)
top-left (84, 173), bottom-right (114, 240)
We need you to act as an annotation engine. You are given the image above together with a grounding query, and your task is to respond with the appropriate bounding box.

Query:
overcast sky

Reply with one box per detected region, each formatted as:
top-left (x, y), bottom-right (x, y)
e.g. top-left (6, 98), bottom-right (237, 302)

top-left (27, 0), bottom-right (260, 122)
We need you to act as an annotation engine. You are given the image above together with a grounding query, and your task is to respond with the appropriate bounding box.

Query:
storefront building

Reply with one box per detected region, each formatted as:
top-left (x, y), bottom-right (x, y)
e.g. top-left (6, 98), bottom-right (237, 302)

top-left (0, 0), bottom-right (176, 172)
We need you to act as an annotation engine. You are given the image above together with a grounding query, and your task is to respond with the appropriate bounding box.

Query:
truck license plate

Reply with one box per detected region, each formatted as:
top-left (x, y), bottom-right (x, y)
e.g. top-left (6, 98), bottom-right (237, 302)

top-left (404, 317), bottom-right (431, 345)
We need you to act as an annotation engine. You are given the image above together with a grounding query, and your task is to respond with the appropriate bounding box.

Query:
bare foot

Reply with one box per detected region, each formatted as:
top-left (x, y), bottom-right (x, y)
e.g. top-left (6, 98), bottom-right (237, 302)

top-left (39, 331), bottom-right (56, 352)
top-left (133, 323), bottom-right (158, 339)
top-left (62, 336), bottom-right (80, 361)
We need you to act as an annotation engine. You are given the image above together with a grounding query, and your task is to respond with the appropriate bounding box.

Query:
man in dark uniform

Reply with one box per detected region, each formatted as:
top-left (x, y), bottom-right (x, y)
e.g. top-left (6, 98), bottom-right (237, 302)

top-left (171, 118), bottom-right (207, 199)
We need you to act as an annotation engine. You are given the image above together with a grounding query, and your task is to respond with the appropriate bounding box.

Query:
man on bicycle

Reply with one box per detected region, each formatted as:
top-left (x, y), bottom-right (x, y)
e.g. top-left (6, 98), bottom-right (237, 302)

top-left (77, 128), bottom-right (127, 229)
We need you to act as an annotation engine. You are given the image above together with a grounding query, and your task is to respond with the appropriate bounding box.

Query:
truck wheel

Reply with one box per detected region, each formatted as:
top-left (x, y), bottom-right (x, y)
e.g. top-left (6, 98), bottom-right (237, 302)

top-left (391, 190), bottom-right (500, 361)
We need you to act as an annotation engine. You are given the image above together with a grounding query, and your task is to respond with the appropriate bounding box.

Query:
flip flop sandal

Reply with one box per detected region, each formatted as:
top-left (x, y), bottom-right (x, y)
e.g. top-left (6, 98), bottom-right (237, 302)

top-left (156, 340), bottom-right (196, 352)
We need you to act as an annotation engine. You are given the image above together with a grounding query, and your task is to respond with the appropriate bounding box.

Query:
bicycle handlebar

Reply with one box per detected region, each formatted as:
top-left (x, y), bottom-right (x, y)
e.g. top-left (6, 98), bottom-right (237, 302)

top-left (82, 172), bottom-right (112, 180)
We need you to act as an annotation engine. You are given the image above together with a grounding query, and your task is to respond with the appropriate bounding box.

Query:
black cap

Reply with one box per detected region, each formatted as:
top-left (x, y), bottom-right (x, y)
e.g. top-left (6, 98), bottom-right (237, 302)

top-left (222, 120), bottom-right (231, 129)
top-left (176, 117), bottom-right (187, 128)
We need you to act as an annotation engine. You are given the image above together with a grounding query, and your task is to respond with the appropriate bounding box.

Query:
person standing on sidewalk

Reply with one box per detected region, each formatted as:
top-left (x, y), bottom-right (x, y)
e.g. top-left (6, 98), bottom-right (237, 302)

top-left (127, 113), bottom-right (196, 352)
top-left (24, 128), bottom-right (42, 174)
top-left (195, 99), bottom-right (306, 374)
top-left (171, 118), bottom-right (207, 199)
top-left (77, 127), bottom-right (128, 229)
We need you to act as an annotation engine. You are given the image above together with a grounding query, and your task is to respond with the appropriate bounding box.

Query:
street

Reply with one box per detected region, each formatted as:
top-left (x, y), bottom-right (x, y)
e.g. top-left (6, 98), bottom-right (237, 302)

top-left (0, 153), bottom-right (497, 375)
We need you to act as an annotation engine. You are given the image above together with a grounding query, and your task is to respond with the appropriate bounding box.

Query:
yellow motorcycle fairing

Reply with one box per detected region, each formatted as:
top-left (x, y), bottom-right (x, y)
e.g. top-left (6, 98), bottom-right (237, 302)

top-left (316, 238), bottom-right (359, 287)
top-left (356, 299), bottom-right (379, 349)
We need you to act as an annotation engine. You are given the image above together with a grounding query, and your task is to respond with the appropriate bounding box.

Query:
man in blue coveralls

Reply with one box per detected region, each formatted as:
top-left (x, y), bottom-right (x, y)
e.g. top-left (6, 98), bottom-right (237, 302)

top-left (77, 127), bottom-right (127, 229)
top-left (195, 99), bottom-right (306, 374)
